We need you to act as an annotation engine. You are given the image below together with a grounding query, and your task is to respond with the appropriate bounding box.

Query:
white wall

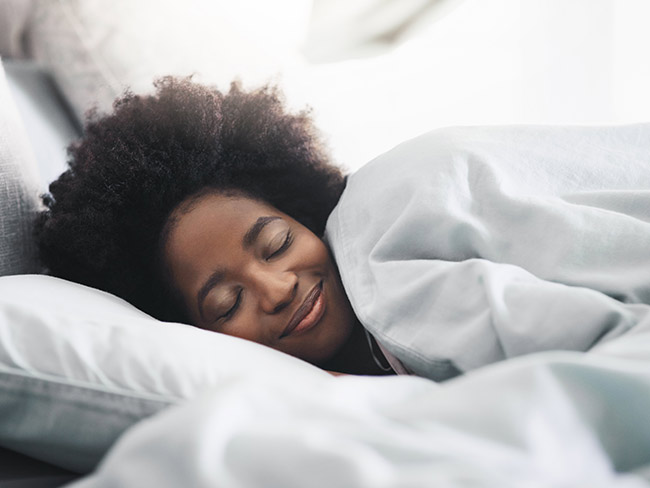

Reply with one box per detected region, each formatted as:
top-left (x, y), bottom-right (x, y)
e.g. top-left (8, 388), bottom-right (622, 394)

top-left (284, 0), bottom-right (650, 171)
top-left (517, 0), bottom-right (650, 125)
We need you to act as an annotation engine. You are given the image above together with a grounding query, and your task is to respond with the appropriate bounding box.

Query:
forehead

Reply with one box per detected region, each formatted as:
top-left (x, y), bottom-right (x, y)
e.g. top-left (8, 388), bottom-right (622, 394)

top-left (164, 193), bottom-right (282, 276)
top-left (175, 192), bottom-right (275, 230)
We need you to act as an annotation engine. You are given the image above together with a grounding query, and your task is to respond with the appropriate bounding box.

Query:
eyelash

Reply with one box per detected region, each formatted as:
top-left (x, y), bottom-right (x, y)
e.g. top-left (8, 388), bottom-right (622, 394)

top-left (217, 289), bottom-right (242, 322)
top-left (266, 231), bottom-right (293, 261)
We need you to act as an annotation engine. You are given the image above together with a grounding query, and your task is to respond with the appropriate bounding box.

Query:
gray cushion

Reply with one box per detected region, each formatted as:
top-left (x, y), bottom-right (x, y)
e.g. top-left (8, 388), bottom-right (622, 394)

top-left (0, 58), bottom-right (43, 276)
top-left (4, 59), bottom-right (81, 187)
top-left (0, 0), bottom-right (33, 58)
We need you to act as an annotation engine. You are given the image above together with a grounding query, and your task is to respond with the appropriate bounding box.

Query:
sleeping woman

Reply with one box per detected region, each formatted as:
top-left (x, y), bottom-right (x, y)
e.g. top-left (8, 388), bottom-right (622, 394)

top-left (35, 78), bottom-right (650, 380)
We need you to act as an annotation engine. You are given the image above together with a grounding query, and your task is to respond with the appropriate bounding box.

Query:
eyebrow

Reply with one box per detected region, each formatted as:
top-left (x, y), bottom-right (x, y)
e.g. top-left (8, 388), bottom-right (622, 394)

top-left (196, 215), bottom-right (281, 319)
top-left (242, 216), bottom-right (281, 249)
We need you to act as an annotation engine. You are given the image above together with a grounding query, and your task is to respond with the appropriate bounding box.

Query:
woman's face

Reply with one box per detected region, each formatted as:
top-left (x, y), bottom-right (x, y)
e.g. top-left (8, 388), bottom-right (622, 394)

top-left (163, 191), bottom-right (357, 365)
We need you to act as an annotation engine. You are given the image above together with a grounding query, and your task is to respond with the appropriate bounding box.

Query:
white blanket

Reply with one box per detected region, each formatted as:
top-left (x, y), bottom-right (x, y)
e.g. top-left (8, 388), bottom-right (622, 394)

top-left (326, 124), bottom-right (650, 380)
top-left (67, 331), bottom-right (650, 487)
top-left (65, 125), bottom-right (650, 488)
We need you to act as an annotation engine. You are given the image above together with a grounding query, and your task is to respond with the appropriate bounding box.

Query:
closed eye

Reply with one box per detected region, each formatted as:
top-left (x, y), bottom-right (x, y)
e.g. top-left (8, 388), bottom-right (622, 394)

top-left (266, 231), bottom-right (293, 260)
top-left (216, 289), bottom-right (242, 322)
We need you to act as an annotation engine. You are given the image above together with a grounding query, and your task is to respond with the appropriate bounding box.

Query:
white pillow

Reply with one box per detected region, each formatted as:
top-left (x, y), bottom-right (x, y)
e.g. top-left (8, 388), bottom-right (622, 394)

top-left (26, 0), bottom-right (310, 122)
top-left (0, 274), bottom-right (327, 473)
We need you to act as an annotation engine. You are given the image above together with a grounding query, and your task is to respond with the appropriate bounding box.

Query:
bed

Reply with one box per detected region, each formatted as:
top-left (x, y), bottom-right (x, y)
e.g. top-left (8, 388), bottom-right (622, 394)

top-left (2, 55), bottom-right (650, 487)
top-left (2, 276), bottom-right (650, 487)
top-left (2, 2), bottom-right (650, 487)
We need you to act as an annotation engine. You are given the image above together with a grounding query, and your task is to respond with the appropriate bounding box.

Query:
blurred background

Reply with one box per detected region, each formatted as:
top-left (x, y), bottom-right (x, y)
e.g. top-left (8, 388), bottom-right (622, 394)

top-left (2, 0), bottom-right (650, 175)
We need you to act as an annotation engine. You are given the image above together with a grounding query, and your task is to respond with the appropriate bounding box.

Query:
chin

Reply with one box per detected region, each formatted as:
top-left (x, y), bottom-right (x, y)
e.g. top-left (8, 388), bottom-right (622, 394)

top-left (313, 323), bottom-right (356, 368)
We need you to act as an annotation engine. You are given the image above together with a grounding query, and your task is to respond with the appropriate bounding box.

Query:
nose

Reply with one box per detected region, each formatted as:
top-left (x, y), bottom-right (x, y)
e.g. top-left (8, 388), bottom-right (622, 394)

top-left (252, 269), bottom-right (298, 314)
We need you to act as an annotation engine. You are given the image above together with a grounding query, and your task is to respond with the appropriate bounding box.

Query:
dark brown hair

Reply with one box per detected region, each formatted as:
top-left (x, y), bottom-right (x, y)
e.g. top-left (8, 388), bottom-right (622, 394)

top-left (35, 77), bottom-right (345, 322)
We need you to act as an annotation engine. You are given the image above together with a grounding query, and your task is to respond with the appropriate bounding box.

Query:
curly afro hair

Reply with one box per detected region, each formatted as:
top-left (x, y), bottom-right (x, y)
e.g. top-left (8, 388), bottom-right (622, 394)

top-left (35, 77), bottom-right (346, 322)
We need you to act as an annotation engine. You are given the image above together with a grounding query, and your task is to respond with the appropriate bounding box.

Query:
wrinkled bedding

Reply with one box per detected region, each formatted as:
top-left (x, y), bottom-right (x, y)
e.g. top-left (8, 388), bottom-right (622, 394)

top-left (326, 124), bottom-right (650, 380)
top-left (67, 331), bottom-right (650, 487)
top-left (65, 124), bottom-right (650, 488)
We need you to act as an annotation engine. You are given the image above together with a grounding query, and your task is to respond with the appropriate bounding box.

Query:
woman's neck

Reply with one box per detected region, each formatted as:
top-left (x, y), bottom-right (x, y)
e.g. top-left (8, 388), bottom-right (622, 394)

top-left (322, 320), bottom-right (394, 376)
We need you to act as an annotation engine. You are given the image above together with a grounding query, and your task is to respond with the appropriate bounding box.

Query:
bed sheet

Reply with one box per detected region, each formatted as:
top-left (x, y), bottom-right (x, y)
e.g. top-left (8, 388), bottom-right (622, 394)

top-left (66, 329), bottom-right (650, 488)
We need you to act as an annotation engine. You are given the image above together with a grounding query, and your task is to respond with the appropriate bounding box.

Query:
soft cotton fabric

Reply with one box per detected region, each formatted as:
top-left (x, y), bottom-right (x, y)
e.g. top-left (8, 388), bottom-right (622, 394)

top-left (65, 329), bottom-right (650, 488)
top-left (326, 124), bottom-right (650, 381)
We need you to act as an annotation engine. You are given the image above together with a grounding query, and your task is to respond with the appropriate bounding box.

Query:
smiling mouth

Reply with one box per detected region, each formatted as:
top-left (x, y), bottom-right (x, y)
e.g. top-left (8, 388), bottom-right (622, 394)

top-left (281, 281), bottom-right (325, 339)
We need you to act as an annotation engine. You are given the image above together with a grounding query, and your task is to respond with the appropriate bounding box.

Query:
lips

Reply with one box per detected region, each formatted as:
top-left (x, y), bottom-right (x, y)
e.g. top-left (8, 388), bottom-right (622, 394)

top-left (281, 281), bottom-right (325, 338)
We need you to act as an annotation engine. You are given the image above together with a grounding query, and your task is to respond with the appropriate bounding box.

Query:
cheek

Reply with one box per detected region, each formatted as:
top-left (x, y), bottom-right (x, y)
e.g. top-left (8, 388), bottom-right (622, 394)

top-left (299, 235), bottom-right (331, 269)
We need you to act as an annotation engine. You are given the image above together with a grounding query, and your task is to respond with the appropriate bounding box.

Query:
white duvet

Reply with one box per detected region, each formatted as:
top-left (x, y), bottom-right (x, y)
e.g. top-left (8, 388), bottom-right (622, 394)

top-left (67, 332), bottom-right (650, 487)
top-left (67, 125), bottom-right (650, 487)
top-left (326, 124), bottom-right (650, 380)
